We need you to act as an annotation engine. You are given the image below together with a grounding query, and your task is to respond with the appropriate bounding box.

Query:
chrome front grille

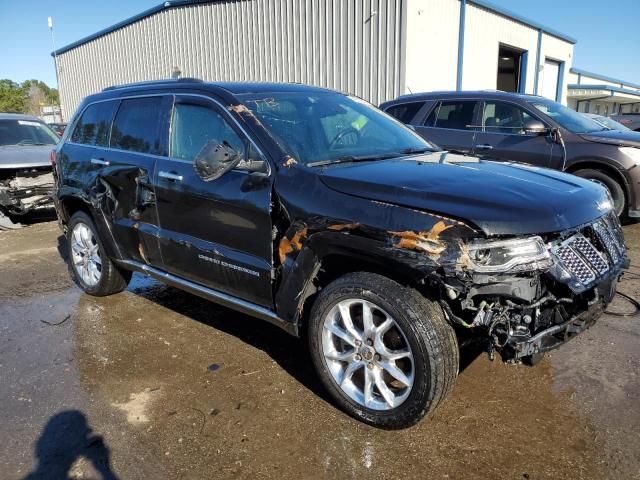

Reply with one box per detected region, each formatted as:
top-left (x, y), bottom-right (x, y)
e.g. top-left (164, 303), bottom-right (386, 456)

top-left (551, 213), bottom-right (626, 293)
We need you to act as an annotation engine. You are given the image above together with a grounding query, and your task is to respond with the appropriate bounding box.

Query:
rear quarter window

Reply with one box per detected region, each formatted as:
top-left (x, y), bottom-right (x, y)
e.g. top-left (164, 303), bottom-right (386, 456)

top-left (384, 101), bottom-right (425, 124)
top-left (70, 101), bottom-right (118, 146)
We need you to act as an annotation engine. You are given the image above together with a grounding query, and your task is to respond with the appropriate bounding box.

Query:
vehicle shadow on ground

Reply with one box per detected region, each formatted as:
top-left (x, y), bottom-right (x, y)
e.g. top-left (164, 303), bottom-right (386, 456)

top-left (23, 410), bottom-right (118, 480)
top-left (55, 238), bottom-right (482, 404)
top-left (126, 274), bottom-right (484, 398)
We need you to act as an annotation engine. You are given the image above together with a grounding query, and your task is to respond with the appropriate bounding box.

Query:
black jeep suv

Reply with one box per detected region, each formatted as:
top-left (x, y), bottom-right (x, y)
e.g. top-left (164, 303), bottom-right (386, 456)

top-left (53, 79), bottom-right (628, 429)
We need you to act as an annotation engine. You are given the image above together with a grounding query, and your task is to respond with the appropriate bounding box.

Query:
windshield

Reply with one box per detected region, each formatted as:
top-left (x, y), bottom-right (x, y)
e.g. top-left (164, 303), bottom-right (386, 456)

top-left (0, 119), bottom-right (59, 147)
top-left (238, 92), bottom-right (435, 166)
top-left (530, 99), bottom-right (607, 134)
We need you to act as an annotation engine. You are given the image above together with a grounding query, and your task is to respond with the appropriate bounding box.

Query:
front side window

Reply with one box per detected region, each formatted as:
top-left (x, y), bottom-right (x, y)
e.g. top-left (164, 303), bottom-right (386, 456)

top-left (385, 101), bottom-right (425, 124)
top-left (0, 119), bottom-right (59, 147)
top-left (427, 101), bottom-right (478, 130)
top-left (71, 101), bottom-right (118, 146)
top-left (481, 101), bottom-right (535, 134)
top-left (531, 98), bottom-right (607, 134)
top-left (110, 97), bottom-right (165, 155)
top-left (170, 101), bottom-right (244, 162)
top-left (238, 92), bottom-right (434, 166)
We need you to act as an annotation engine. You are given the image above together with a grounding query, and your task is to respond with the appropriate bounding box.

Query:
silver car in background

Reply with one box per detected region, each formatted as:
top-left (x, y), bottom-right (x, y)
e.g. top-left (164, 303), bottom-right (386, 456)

top-left (0, 113), bottom-right (58, 229)
top-left (583, 113), bottom-right (631, 132)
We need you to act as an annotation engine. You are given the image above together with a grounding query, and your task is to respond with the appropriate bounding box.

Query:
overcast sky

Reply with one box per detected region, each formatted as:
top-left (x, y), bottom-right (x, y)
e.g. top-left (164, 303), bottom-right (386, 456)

top-left (0, 0), bottom-right (638, 89)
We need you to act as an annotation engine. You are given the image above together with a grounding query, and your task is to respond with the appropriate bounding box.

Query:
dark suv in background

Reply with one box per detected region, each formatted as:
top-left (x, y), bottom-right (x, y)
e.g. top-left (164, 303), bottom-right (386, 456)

top-left (381, 91), bottom-right (640, 219)
top-left (53, 80), bottom-right (627, 428)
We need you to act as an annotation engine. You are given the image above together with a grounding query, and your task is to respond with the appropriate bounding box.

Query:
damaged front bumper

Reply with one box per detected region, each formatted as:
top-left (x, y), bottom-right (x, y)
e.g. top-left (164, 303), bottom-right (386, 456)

top-left (0, 168), bottom-right (55, 216)
top-left (442, 211), bottom-right (628, 362)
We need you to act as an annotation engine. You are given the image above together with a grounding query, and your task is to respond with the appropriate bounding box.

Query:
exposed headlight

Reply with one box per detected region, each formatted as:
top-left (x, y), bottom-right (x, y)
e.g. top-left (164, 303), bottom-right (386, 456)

top-left (466, 236), bottom-right (552, 273)
top-left (619, 146), bottom-right (640, 164)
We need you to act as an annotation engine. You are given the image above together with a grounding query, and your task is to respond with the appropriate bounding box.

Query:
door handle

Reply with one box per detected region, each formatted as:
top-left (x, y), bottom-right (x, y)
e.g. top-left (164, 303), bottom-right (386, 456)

top-left (475, 144), bottom-right (493, 151)
top-left (158, 171), bottom-right (183, 182)
top-left (90, 158), bottom-right (110, 166)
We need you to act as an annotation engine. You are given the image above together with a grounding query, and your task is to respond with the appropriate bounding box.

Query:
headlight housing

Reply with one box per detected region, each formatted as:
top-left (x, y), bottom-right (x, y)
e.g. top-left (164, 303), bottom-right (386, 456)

top-left (619, 146), bottom-right (640, 164)
top-left (466, 236), bottom-right (552, 273)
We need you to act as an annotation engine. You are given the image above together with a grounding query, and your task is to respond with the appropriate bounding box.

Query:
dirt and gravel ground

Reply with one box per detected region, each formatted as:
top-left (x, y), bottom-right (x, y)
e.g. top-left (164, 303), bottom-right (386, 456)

top-left (1, 215), bottom-right (639, 480)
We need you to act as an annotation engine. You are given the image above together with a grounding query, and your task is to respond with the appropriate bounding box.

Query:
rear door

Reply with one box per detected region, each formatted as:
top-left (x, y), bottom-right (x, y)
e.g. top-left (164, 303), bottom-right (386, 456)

top-left (414, 99), bottom-right (480, 153)
top-left (98, 95), bottom-right (172, 267)
top-left (153, 94), bottom-right (274, 307)
top-left (471, 100), bottom-right (554, 167)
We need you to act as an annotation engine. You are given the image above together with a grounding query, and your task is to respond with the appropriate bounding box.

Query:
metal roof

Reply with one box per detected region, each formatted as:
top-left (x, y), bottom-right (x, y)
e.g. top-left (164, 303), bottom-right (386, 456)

top-left (53, 0), bottom-right (577, 56)
top-left (571, 68), bottom-right (640, 91)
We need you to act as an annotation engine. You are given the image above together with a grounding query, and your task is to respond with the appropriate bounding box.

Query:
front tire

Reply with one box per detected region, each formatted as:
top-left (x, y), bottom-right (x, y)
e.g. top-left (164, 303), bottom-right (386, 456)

top-left (67, 211), bottom-right (131, 296)
top-left (574, 169), bottom-right (626, 218)
top-left (308, 272), bottom-right (459, 429)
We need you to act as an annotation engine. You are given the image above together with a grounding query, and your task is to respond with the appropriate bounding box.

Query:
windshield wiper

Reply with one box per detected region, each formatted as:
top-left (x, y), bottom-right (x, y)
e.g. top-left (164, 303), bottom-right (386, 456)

top-left (400, 147), bottom-right (434, 155)
top-left (307, 153), bottom-right (401, 167)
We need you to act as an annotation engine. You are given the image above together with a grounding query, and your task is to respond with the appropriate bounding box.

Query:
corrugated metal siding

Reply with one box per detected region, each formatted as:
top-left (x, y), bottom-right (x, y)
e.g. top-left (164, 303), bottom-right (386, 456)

top-left (57, 0), bottom-right (405, 119)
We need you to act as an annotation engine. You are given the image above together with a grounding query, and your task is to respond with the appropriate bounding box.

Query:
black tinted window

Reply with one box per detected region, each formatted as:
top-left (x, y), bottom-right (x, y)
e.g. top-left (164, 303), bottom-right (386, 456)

top-left (170, 102), bottom-right (244, 162)
top-left (385, 102), bottom-right (424, 124)
top-left (430, 101), bottom-right (478, 130)
top-left (71, 101), bottom-right (117, 146)
top-left (111, 97), bottom-right (165, 154)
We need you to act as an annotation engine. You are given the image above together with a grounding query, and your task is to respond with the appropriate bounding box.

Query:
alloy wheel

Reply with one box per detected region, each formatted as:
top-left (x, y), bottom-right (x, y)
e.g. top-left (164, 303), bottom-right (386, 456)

top-left (70, 222), bottom-right (102, 287)
top-left (321, 299), bottom-right (415, 410)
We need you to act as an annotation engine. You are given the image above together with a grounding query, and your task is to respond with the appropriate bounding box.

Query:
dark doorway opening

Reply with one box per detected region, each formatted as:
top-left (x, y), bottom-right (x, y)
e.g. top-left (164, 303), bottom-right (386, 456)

top-left (497, 45), bottom-right (524, 92)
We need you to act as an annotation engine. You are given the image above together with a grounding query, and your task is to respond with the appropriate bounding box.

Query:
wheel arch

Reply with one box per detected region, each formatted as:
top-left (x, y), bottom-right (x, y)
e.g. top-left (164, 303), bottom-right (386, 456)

top-left (275, 232), bottom-right (441, 337)
top-left (565, 159), bottom-right (631, 205)
top-left (59, 193), bottom-right (123, 260)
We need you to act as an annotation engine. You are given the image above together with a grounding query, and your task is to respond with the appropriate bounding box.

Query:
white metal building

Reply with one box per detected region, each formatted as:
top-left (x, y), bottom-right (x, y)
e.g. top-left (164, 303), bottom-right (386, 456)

top-left (54, 0), bottom-right (578, 120)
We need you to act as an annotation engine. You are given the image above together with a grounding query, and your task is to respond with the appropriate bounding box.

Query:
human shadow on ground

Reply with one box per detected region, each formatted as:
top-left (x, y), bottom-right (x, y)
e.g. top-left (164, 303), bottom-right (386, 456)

top-left (24, 410), bottom-right (118, 480)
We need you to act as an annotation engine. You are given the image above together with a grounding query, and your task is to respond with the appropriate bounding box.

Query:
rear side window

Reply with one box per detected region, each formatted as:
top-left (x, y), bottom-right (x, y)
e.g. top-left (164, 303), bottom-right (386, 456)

top-left (70, 101), bottom-right (118, 146)
top-left (170, 101), bottom-right (244, 162)
top-left (426, 100), bottom-right (478, 130)
top-left (385, 102), bottom-right (425, 124)
top-left (110, 97), bottom-right (165, 155)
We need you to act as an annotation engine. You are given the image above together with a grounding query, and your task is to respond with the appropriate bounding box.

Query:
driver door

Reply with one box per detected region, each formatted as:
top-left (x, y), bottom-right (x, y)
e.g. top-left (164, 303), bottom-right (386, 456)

top-left (153, 95), bottom-right (275, 307)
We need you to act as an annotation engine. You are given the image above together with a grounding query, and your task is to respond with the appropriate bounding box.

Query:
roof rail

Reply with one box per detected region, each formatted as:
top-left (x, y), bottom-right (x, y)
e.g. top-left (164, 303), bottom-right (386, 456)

top-left (103, 77), bottom-right (204, 91)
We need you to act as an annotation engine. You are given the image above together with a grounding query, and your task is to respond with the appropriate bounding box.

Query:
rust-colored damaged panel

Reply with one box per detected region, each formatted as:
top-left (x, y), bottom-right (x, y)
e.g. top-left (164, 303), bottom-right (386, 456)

top-left (278, 227), bottom-right (308, 264)
top-left (327, 223), bottom-right (360, 232)
top-left (282, 156), bottom-right (298, 168)
top-left (228, 104), bottom-right (252, 114)
top-left (390, 220), bottom-right (453, 255)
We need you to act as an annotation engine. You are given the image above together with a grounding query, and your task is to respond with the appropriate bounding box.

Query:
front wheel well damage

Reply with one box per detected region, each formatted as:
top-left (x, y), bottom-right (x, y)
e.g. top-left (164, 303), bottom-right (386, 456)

top-left (294, 253), bottom-right (433, 338)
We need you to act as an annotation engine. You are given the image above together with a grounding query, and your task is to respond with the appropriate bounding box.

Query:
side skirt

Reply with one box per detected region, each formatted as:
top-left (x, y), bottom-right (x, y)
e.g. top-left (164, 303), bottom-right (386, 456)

top-left (115, 259), bottom-right (298, 336)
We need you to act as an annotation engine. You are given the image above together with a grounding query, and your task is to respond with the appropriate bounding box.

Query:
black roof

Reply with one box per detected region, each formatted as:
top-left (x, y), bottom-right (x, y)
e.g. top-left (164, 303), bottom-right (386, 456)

top-left (384, 90), bottom-right (547, 105)
top-left (101, 78), bottom-right (336, 96)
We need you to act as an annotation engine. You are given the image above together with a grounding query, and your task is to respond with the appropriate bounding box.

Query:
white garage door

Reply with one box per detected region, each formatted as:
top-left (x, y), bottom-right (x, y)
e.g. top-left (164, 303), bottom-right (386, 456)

top-left (541, 59), bottom-right (560, 101)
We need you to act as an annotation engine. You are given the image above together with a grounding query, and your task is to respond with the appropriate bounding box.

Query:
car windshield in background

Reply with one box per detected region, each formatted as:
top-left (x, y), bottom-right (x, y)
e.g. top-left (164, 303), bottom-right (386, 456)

top-left (531, 100), bottom-right (607, 134)
top-left (593, 116), bottom-right (630, 131)
top-left (0, 119), bottom-right (59, 147)
top-left (238, 92), bottom-right (435, 166)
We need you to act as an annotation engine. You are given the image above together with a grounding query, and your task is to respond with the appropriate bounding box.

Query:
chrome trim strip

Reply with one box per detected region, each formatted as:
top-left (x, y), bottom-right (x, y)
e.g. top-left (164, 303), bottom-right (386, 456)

top-left (116, 260), bottom-right (294, 334)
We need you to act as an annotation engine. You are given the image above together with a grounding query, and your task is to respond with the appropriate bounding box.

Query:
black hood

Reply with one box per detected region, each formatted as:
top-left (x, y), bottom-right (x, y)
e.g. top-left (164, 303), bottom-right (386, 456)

top-left (580, 129), bottom-right (640, 148)
top-left (319, 152), bottom-right (611, 236)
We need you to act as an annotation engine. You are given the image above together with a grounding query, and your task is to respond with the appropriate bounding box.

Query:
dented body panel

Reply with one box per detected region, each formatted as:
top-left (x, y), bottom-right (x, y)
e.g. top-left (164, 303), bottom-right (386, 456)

top-left (54, 81), bottom-right (628, 362)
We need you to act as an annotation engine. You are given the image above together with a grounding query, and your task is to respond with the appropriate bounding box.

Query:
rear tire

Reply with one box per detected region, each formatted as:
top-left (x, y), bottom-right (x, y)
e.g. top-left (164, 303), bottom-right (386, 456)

top-left (66, 211), bottom-right (131, 296)
top-left (574, 169), bottom-right (626, 218)
top-left (308, 272), bottom-right (459, 429)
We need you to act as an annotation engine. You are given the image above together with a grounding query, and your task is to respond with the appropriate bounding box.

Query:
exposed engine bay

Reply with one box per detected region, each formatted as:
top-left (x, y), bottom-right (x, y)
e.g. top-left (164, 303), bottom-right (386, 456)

top-left (438, 212), bottom-right (628, 363)
top-left (0, 167), bottom-right (54, 229)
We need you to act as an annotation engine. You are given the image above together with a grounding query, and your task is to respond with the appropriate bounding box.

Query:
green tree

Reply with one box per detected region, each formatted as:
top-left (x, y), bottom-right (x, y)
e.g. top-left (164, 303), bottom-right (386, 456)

top-left (0, 79), bottom-right (26, 113)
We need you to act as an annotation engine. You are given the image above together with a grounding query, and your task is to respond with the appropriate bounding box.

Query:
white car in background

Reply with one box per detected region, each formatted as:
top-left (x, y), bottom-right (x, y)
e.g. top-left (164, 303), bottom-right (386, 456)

top-left (0, 113), bottom-right (58, 230)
